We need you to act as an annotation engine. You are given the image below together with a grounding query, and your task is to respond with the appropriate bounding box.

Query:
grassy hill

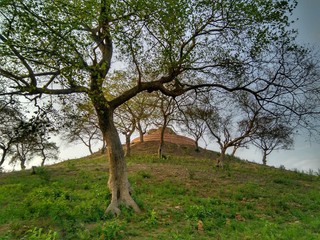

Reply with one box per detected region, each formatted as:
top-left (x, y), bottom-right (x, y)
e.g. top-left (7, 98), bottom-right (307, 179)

top-left (0, 142), bottom-right (319, 239)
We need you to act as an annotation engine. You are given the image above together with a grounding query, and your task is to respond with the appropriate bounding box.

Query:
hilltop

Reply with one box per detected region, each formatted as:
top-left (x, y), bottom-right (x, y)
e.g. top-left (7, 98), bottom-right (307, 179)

top-left (0, 141), bottom-right (319, 239)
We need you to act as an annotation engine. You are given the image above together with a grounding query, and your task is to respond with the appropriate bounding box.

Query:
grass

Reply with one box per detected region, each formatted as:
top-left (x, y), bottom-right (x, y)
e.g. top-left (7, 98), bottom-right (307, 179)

top-left (0, 147), bottom-right (319, 239)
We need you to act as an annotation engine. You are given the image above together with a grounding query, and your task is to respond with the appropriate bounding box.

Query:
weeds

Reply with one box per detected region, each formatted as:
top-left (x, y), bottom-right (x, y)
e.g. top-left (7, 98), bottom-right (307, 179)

top-left (21, 227), bottom-right (58, 240)
top-left (100, 220), bottom-right (125, 240)
top-left (145, 209), bottom-right (158, 226)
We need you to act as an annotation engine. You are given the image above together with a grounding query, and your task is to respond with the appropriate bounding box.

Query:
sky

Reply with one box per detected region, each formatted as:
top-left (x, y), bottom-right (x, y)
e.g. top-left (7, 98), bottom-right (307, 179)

top-left (235, 0), bottom-right (320, 172)
top-left (3, 0), bottom-right (320, 172)
top-left (272, 0), bottom-right (320, 171)
top-left (292, 0), bottom-right (320, 48)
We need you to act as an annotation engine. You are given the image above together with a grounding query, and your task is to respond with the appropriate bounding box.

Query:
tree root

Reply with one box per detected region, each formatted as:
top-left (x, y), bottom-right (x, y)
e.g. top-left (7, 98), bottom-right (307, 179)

top-left (105, 195), bottom-right (141, 216)
top-left (105, 202), bottom-right (121, 216)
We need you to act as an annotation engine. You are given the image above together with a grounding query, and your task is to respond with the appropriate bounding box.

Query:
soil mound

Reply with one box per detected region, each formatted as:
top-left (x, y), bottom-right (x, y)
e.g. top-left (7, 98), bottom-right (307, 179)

top-left (131, 127), bottom-right (196, 146)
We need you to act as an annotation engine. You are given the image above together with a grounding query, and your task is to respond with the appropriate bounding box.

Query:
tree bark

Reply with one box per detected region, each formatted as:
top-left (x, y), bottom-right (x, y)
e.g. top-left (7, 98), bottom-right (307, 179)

top-left (262, 150), bottom-right (267, 165)
top-left (158, 127), bottom-right (165, 158)
top-left (0, 148), bottom-right (8, 167)
top-left (217, 147), bottom-right (226, 168)
top-left (195, 138), bottom-right (200, 152)
top-left (41, 156), bottom-right (46, 167)
top-left (88, 142), bottom-right (93, 155)
top-left (20, 158), bottom-right (26, 170)
top-left (100, 140), bottom-right (106, 154)
top-left (125, 134), bottom-right (131, 157)
top-left (95, 106), bottom-right (140, 215)
top-left (231, 145), bottom-right (238, 157)
top-left (137, 122), bottom-right (144, 143)
top-left (105, 114), bottom-right (140, 215)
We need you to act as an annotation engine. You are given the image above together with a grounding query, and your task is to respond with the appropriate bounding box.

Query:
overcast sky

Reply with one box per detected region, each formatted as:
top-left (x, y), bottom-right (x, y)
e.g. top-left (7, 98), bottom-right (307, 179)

top-left (292, 0), bottom-right (320, 48)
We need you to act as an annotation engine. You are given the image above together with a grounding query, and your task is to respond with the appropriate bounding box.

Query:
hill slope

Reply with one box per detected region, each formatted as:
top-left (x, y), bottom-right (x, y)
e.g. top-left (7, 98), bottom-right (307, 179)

top-left (0, 142), bottom-right (319, 239)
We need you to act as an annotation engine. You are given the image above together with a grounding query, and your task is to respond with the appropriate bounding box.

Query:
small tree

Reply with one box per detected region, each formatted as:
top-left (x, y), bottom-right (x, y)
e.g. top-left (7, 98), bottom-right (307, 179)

top-left (38, 137), bottom-right (59, 167)
top-left (177, 94), bottom-right (210, 152)
top-left (114, 103), bottom-right (136, 157)
top-left (153, 92), bottom-right (177, 158)
top-left (61, 96), bottom-right (104, 155)
top-left (109, 72), bottom-right (157, 145)
top-left (251, 117), bottom-right (294, 165)
top-left (0, 102), bottom-right (23, 167)
top-left (203, 93), bottom-right (261, 167)
top-left (130, 94), bottom-right (157, 143)
top-left (9, 115), bottom-right (59, 169)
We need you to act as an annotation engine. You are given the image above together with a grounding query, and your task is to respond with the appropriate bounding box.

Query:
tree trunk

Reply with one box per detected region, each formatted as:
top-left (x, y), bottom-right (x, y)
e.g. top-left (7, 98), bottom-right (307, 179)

top-left (262, 151), bottom-right (267, 165)
top-left (20, 158), bottom-right (26, 170)
top-left (125, 134), bottom-right (131, 157)
top-left (217, 147), bottom-right (227, 168)
top-left (231, 146), bottom-right (238, 157)
top-left (87, 137), bottom-right (93, 155)
top-left (158, 127), bottom-right (165, 158)
top-left (139, 131), bottom-right (144, 143)
top-left (100, 140), bottom-right (106, 154)
top-left (99, 109), bottom-right (140, 215)
top-left (0, 148), bottom-right (8, 167)
top-left (137, 122), bottom-right (144, 143)
top-left (88, 145), bottom-right (93, 155)
top-left (41, 157), bottom-right (46, 167)
top-left (40, 148), bottom-right (46, 167)
top-left (195, 139), bottom-right (200, 152)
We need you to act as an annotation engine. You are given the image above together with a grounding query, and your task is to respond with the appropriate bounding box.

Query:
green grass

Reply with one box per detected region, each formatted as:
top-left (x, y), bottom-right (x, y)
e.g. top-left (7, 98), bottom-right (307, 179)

top-left (0, 153), bottom-right (319, 239)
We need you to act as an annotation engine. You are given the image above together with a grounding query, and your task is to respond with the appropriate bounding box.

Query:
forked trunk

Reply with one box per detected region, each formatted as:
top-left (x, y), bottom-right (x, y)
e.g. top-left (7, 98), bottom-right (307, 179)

top-left (101, 110), bottom-right (140, 215)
